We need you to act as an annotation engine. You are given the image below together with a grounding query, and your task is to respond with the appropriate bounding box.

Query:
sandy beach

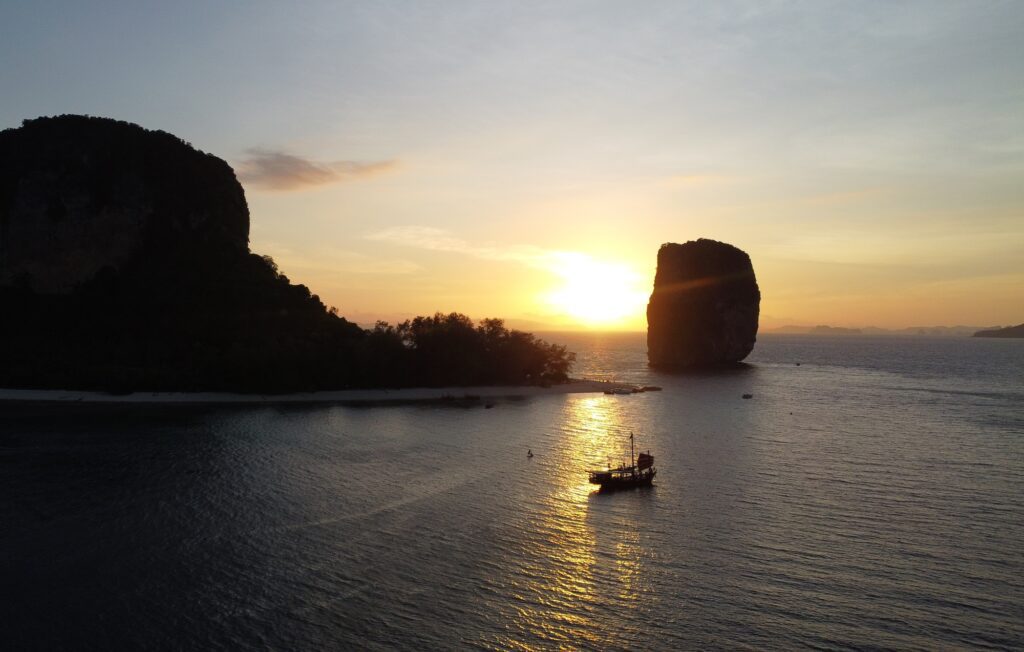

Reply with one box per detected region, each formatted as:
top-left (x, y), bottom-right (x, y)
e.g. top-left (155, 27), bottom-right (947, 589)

top-left (0, 379), bottom-right (635, 405)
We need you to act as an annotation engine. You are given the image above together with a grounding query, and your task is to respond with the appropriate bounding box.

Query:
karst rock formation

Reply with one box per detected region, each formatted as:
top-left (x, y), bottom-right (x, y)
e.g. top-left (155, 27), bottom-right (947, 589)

top-left (646, 239), bottom-right (760, 367)
top-left (0, 115), bottom-right (249, 293)
top-left (0, 115), bottom-right (371, 391)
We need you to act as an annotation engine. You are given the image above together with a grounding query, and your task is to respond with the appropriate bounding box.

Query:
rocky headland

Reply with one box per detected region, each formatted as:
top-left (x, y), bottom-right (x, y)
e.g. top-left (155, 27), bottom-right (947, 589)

top-left (646, 239), bottom-right (760, 367)
top-left (973, 324), bottom-right (1024, 338)
top-left (0, 115), bottom-right (573, 392)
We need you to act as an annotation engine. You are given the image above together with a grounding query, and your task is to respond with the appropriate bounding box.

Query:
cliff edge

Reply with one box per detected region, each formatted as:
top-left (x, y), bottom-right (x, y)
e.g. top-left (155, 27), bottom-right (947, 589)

top-left (0, 115), bottom-right (248, 293)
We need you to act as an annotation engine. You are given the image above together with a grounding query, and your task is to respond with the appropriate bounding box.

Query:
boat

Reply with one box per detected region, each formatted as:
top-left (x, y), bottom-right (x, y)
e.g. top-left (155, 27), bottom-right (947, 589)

top-left (603, 387), bottom-right (637, 395)
top-left (588, 432), bottom-right (656, 491)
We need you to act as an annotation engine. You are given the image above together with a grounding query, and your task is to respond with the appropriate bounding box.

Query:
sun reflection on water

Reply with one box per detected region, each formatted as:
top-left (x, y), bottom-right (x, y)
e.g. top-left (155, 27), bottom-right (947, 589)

top-left (495, 395), bottom-right (651, 649)
top-left (566, 396), bottom-right (632, 474)
top-left (614, 528), bottom-right (643, 603)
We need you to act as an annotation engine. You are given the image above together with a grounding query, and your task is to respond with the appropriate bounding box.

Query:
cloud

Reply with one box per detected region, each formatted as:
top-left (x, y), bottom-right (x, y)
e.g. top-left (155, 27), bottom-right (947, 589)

top-left (366, 226), bottom-right (557, 268)
top-left (302, 252), bottom-right (422, 276)
top-left (366, 226), bottom-right (641, 280)
top-left (257, 240), bottom-right (421, 276)
top-left (367, 226), bottom-right (651, 325)
top-left (665, 174), bottom-right (733, 187)
top-left (236, 148), bottom-right (397, 190)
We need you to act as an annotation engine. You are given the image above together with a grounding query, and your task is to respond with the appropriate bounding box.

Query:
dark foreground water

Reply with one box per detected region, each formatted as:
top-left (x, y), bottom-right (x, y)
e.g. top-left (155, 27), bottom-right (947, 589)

top-left (3, 334), bottom-right (1023, 650)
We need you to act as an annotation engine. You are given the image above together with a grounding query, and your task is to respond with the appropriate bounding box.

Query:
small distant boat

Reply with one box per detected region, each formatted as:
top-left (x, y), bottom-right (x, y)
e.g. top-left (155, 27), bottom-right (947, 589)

top-left (602, 385), bottom-right (662, 395)
top-left (588, 432), bottom-right (656, 491)
top-left (604, 387), bottom-right (636, 395)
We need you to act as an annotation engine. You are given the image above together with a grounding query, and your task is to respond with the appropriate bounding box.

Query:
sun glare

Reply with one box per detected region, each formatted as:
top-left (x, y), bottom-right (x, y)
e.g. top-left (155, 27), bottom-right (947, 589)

top-left (544, 254), bottom-right (649, 327)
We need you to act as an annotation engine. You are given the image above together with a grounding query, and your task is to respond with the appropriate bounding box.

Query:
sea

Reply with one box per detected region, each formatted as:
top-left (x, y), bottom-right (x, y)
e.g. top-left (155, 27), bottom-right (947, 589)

top-left (2, 334), bottom-right (1023, 650)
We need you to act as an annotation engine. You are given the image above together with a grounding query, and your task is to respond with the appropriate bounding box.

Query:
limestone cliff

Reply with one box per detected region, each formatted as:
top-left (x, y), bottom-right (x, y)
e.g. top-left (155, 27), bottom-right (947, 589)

top-left (646, 239), bottom-right (760, 367)
top-left (0, 115), bottom-right (365, 391)
top-left (0, 115), bottom-right (248, 293)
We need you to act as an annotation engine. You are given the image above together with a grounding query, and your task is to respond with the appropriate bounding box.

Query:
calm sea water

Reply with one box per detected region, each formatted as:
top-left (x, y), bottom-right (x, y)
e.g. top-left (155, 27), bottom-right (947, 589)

top-left (3, 334), bottom-right (1023, 650)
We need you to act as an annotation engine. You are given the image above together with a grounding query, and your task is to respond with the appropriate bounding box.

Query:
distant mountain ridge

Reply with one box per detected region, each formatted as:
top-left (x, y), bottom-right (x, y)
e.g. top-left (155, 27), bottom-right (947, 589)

top-left (767, 325), bottom-right (1000, 336)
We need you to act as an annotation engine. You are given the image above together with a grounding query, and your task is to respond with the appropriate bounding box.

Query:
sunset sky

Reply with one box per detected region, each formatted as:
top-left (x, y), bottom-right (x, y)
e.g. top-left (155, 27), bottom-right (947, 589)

top-left (2, 1), bottom-right (1022, 330)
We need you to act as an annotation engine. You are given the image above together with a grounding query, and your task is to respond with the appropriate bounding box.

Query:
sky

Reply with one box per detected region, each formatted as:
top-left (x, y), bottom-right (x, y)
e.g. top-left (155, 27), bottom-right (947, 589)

top-left (2, 1), bottom-right (1022, 330)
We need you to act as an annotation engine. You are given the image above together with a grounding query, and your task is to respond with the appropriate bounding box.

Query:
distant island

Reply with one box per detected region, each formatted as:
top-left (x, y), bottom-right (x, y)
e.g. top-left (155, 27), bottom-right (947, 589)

top-left (973, 324), bottom-right (1024, 338)
top-left (0, 115), bottom-right (573, 392)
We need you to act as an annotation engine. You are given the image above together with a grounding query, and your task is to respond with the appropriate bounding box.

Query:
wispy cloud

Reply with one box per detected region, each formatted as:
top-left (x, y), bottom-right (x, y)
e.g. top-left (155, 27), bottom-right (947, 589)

top-left (236, 148), bottom-right (397, 191)
top-left (258, 240), bottom-right (421, 276)
top-left (366, 226), bottom-right (643, 281)
top-left (366, 226), bottom-right (558, 269)
top-left (664, 174), bottom-right (734, 187)
top-left (367, 226), bottom-right (651, 324)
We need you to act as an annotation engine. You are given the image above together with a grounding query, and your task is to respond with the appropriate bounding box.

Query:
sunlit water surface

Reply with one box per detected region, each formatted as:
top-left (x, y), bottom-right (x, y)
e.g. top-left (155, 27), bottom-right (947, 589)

top-left (3, 334), bottom-right (1023, 649)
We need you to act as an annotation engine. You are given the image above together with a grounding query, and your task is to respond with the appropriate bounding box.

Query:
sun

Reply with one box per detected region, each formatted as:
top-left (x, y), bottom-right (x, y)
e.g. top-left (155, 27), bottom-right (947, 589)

top-left (544, 254), bottom-right (649, 327)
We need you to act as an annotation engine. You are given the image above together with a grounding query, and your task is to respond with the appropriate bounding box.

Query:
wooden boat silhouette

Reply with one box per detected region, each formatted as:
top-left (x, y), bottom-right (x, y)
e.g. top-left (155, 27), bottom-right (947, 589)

top-left (588, 432), bottom-right (656, 491)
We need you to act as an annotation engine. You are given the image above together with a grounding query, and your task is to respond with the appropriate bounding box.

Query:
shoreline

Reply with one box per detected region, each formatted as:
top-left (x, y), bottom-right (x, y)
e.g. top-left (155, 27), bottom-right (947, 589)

top-left (0, 379), bottom-right (634, 406)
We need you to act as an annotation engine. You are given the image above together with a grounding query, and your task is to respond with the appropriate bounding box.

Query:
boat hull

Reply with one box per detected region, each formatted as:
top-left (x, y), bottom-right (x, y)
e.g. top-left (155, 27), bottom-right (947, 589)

top-left (589, 467), bottom-right (656, 492)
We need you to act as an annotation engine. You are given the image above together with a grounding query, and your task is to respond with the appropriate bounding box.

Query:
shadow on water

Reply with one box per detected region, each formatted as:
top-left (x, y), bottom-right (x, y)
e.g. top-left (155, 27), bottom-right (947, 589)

top-left (0, 401), bottom-right (242, 430)
top-left (587, 484), bottom-right (658, 500)
top-left (648, 361), bottom-right (756, 378)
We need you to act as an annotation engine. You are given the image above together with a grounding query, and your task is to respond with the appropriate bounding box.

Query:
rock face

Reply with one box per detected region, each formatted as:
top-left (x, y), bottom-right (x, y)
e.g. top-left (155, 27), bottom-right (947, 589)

top-left (647, 239), bottom-right (760, 367)
top-left (0, 115), bottom-right (248, 293)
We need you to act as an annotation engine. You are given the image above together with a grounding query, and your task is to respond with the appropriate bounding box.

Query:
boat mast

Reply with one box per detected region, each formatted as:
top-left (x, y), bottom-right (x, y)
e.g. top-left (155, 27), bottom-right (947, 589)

top-left (630, 431), bottom-right (635, 468)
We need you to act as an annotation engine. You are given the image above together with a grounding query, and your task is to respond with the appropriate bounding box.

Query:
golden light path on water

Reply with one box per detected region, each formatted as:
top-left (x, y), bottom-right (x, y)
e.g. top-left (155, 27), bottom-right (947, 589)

top-left (494, 395), bottom-right (649, 649)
